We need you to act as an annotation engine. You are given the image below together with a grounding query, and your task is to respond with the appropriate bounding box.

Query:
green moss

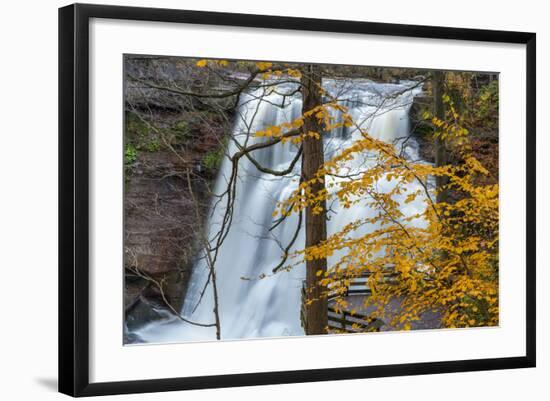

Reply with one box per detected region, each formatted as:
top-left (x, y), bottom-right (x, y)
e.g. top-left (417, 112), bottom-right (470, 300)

top-left (125, 112), bottom-right (165, 153)
top-left (170, 120), bottom-right (189, 139)
top-left (125, 112), bottom-right (149, 139)
top-left (125, 143), bottom-right (138, 165)
top-left (202, 148), bottom-right (224, 170)
top-left (143, 140), bottom-right (161, 152)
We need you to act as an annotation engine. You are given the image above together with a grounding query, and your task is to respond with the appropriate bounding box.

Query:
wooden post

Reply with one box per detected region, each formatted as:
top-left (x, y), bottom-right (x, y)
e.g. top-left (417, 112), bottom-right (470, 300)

top-left (341, 310), bottom-right (347, 331)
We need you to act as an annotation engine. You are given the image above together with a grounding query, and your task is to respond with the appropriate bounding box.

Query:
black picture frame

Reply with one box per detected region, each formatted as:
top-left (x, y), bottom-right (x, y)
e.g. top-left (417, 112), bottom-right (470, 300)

top-left (59, 3), bottom-right (536, 397)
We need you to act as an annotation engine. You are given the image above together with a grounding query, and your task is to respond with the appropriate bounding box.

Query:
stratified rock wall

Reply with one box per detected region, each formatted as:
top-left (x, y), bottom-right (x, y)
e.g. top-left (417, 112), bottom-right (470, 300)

top-left (123, 56), bottom-right (234, 330)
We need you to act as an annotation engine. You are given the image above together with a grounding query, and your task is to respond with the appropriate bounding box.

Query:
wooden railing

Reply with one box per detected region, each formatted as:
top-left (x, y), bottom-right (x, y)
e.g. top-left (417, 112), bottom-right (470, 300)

top-left (327, 306), bottom-right (384, 333)
top-left (300, 273), bottom-right (384, 334)
top-left (327, 274), bottom-right (372, 299)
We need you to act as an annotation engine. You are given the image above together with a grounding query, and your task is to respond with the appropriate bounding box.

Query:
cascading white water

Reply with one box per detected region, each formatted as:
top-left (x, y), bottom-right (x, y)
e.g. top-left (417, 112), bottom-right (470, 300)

top-left (134, 78), bottom-right (425, 343)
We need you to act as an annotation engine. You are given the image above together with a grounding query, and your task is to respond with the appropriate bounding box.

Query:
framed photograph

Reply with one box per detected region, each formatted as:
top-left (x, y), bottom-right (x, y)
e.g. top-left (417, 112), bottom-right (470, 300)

top-left (58, 3), bottom-right (536, 397)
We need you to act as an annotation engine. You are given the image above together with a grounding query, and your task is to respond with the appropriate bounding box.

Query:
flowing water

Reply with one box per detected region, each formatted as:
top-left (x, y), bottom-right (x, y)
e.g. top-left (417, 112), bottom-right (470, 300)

top-left (133, 78), bottom-right (425, 343)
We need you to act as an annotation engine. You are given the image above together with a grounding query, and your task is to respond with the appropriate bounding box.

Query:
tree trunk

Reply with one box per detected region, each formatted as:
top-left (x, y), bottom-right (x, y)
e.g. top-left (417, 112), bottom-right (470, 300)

top-left (433, 71), bottom-right (449, 204)
top-left (301, 64), bottom-right (328, 335)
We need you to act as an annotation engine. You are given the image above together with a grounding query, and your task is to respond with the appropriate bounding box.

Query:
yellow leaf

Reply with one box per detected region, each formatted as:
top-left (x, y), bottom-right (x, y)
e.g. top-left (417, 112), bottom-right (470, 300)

top-left (256, 61), bottom-right (273, 71)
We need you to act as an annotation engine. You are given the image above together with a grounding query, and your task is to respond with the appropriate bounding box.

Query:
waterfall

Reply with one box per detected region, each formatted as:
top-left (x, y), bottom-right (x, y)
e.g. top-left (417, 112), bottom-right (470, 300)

top-left (133, 78), bottom-right (425, 344)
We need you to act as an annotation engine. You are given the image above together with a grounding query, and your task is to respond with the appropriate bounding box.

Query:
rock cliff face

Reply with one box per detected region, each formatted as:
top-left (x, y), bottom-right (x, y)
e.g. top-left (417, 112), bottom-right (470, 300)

top-left (124, 144), bottom-right (201, 313)
top-left (123, 56), bottom-right (234, 334)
